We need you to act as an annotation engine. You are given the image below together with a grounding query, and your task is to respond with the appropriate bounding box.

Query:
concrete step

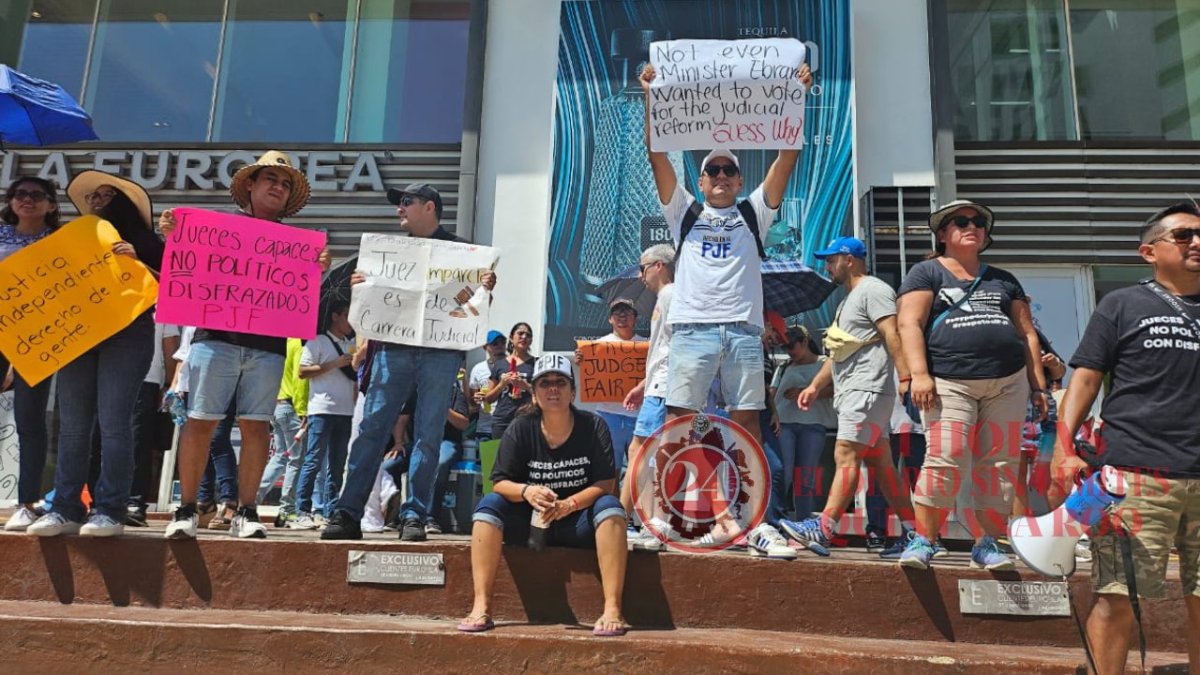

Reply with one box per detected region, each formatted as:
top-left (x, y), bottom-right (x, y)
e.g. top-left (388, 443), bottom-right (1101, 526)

top-left (0, 599), bottom-right (1189, 674)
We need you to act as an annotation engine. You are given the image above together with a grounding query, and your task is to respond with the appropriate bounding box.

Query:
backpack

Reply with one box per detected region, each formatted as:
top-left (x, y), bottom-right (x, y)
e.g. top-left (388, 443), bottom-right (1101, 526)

top-left (676, 199), bottom-right (767, 261)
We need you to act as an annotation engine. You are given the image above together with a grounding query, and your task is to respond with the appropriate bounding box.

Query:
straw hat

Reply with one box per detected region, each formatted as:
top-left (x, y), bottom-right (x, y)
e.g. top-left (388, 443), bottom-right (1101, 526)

top-left (229, 150), bottom-right (310, 218)
top-left (67, 170), bottom-right (153, 229)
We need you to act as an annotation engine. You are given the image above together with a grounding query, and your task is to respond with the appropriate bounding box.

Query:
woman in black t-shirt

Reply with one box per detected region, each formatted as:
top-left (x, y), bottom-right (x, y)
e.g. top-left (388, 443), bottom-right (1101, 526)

top-left (894, 200), bottom-right (1048, 571)
top-left (458, 354), bottom-right (630, 637)
top-left (483, 322), bottom-right (536, 440)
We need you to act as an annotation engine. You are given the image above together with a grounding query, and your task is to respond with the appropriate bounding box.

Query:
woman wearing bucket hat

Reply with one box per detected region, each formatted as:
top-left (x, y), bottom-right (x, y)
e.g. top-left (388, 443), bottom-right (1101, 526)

top-left (27, 171), bottom-right (164, 538)
top-left (893, 199), bottom-right (1048, 570)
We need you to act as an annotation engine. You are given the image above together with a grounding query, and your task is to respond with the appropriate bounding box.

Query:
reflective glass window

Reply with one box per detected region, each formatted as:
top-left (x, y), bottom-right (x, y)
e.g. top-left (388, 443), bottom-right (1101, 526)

top-left (1070, 0), bottom-right (1200, 140)
top-left (946, 0), bottom-right (1077, 141)
top-left (347, 0), bottom-right (471, 143)
top-left (85, 0), bottom-right (223, 142)
top-left (16, 0), bottom-right (93, 100)
top-left (212, 1), bottom-right (351, 142)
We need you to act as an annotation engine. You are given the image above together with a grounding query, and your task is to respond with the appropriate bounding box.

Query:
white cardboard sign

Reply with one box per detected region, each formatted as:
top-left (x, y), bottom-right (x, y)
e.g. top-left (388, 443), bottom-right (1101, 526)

top-left (350, 234), bottom-right (500, 351)
top-left (648, 38), bottom-right (807, 151)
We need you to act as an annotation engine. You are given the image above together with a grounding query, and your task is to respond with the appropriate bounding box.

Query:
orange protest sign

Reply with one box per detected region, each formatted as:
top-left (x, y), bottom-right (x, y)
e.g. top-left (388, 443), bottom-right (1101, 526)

top-left (576, 339), bottom-right (649, 403)
top-left (0, 215), bottom-right (160, 385)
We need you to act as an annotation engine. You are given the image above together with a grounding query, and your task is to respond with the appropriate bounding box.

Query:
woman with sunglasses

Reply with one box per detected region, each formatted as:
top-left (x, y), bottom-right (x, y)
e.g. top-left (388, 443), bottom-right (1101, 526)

top-left (894, 199), bottom-right (1048, 570)
top-left (0, 177), bottom-right (61, 531)
top-left (482, 322), bottom-right (537, 440)
top-left (459, 354), bottom-right (628, 636)
top-left (26, 171), bottom-right (164, 537)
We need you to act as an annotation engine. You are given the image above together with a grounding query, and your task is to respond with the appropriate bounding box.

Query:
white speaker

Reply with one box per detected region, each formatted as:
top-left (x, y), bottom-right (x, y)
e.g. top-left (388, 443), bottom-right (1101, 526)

top-left (1008, 465), bottom-right (1126, 577)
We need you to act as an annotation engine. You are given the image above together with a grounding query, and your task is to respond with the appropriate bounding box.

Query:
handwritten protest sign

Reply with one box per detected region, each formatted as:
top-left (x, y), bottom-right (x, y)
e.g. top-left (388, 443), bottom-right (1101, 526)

top-left (648, 38), bottom-right (807, 151)
top-left (350, 234), bottom-right (499, 350)
top-left (156, 208), bottom-right (326, 340)
top-left (0, 215), bottom-right (159, 385)
top-left (576, 340), bottom-right (649, 403)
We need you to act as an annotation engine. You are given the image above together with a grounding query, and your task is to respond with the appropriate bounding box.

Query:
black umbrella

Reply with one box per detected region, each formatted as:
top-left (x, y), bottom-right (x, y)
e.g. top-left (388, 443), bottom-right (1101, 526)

top-left (318, 255), bottom-right (356, 335)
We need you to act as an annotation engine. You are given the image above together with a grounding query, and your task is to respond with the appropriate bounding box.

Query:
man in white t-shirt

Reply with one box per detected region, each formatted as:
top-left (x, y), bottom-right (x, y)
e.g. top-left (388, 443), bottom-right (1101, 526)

top-left (579, 298), bottom-right (647, 477)
top-left (294, 302), bottom-right (358, 529)
top-left (468, 330), bottom-right (508, 441)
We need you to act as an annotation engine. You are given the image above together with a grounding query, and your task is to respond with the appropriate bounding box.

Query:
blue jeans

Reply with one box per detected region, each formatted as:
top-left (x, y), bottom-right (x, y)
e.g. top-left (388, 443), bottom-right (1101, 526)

top-left (473, 492), bottom-right (625, 548)
top-left (12, 372), bottom-right (52, 505)
top-left (197, 400), bottom-right (239, 505)
top-left (778, 422), bottom-right (829, 518)
top-left (297, 414), bottom-right (352, 517)
top-left (666, 322), bottom-right (765, 411)
top-left (596, 411), bottom-right (636, 477)
top-left (257, 399), bottom-right (305, 515)
top-left (51, 313), bottom-right (154, 521)
top-left (338, 345), bottom-right (462, 522)
top-left (866, 432), bottom-right (927, 535)
top-left (429, 439), bottom-right (463, 525)
top-left (759, 408), bottom-right (786, 527)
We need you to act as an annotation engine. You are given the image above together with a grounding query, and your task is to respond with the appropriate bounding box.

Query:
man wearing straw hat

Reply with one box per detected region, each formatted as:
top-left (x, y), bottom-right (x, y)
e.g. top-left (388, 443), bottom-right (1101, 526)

top-left (158, 151), bottom-right (330, 540)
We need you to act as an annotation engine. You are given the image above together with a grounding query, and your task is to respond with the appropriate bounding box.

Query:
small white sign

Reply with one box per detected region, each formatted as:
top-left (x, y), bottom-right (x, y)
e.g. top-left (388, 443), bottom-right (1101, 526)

top-left (347, 550), bottom-right (445, 586)
top-left (958, 579), bottom-right (1070, 617)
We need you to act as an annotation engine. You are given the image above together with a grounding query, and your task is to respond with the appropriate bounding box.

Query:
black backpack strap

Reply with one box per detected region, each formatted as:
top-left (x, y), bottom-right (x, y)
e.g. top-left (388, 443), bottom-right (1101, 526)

top-left (676, 199), bottom-right (767, 260)
top-left (675, 201), bottom-right (704, 261)
top-left (737, 200), bottom-right (767, 260)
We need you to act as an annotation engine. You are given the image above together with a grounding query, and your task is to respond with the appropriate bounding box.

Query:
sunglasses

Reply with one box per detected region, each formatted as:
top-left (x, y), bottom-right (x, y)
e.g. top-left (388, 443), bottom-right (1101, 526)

top-left (11, 189), bottom-right (49, 203)
top-left (398, 195), bottom-right (424, 207)
top-left (85, 189), bottom-right (118, 202)
top-left (703, 164), bottom-right (740, 178)
top-left (1156, 227), bottom-right (1200, 245)
top-left (610, 307), bottom-right (636, 316)
top-left (639, 261), bottom-right (659, 275)
top-left (943, 215), bottom-right (989, 230)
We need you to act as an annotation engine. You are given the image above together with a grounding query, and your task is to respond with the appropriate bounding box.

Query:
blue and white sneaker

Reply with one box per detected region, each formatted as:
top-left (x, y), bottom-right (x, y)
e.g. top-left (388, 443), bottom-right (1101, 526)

top-left (899, 534), bottom-right (936, 569)
top-left (970, 535), bottom-right (1015, 571)
top-left (879, 528), bottom-right (918, 560)
top-left (779, 516), bottom-right (831, 557)
top-left (746, 523), bottom-right (797, 560)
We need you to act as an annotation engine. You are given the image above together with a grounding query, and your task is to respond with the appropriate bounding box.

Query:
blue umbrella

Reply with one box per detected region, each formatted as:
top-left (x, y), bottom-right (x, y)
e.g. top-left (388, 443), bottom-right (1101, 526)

top-left (0, 65), bottom-right (98, 147)
top-left (597, 259), bottom-right (836, 319)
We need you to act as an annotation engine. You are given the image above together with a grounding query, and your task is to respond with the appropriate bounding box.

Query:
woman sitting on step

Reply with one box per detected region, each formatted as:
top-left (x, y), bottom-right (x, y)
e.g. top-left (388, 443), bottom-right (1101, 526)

top-left (458, 354), bottom-right (630, 637)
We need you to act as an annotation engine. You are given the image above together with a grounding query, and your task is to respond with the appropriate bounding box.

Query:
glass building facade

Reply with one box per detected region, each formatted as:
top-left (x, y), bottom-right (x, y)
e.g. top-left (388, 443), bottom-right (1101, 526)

top-left (944, 0), bottom-right (1200, 141)
top-left (0, 0), bottom-right (473, 144)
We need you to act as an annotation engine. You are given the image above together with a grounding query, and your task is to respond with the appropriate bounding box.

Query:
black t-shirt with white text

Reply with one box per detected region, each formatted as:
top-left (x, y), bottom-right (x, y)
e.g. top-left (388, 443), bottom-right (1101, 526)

top-left (492, 409), bottom-right (616, 500)
top-left (489, 356), bottom-right (536, 430)
top-left (898, 259), bottom-right (1028, 379)
top-left (1070, 283), bottom-right (1200, 478)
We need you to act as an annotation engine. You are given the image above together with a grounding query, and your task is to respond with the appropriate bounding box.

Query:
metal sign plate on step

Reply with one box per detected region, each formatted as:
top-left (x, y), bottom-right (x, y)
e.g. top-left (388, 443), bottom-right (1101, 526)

top-left (958, 580), bottom-right (1070, 617)
top-left (347, 551), bottom-right (445, 586)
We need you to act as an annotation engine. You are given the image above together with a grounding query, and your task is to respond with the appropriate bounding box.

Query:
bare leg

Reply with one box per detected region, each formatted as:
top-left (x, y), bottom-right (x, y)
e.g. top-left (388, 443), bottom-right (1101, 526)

top-left (973, 507), bottom-right (1008, 541)
top-left (914, 502), bottom-right (947, 543)
top-left (1186, 595), bottom-right (1200, 674)
top-left (464, 521), bottom-right (503, 624)
top-left (594, 516), bottom-right (628, 630)
top-left (820, 439), bottom-right (867, 521)
top-left (729, 409), bottom-right (761, 448)
top-left (1086, 593), bottom-right (1134, 675)
top-left (237, 419), bottom-right (271, 507)
top-left (1011, 454), bottom-right (1031, 519)
top-left (177, 419), bottom-right (220, 504)
top-left (621, 436), bottom-right (647, 516)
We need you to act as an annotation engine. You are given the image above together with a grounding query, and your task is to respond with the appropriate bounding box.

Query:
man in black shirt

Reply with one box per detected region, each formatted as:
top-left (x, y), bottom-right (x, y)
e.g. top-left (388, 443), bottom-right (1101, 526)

top-left (1053, 202), bottom-right (1200, 673)
top-left (161, 151), bottom-right (331, 540)
top-left (324, 183), bottom-right (497, 542)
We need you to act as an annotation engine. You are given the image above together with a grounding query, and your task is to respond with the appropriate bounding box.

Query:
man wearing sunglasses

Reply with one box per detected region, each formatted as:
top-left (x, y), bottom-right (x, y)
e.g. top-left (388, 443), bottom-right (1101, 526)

top-left (324, 183), bottom-right (498, 542)
top-left (1051, 202), bottom-right (1200, 674)
top-left (637, 64), bottom-right (812, 457)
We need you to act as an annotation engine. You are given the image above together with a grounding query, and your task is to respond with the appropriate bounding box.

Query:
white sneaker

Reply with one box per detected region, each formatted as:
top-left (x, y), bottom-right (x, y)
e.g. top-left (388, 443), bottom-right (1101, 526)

top-left (80, 514), bottom-right (124, 537)
top-left (4, 506), bottom-right (40, 532)
top-left (288, 513), bottom-right (318, 530)
top-left (27, 512), bottom-right (82, 537)
top-left (165, 505), bottom-right (199, 540)
top-left (628, 528), bottom-right (665, 552)
top-left (231, 510), bottom-right (268, 539)
top-left (747, 523), bottom-right (797, 560)
top-left (1075, 535), bottom-right (1093, 562)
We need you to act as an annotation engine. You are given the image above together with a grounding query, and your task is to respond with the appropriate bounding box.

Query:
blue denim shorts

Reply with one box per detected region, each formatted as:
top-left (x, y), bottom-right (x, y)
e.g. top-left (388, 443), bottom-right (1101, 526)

top-left (666, 322), bottom-right (765, 412)
top-left (187, 340), bottom-right (286, 422)
top-left (634, 395), bottom-right (667, 438)
top-left (472, 492), bottom-right (625, 548)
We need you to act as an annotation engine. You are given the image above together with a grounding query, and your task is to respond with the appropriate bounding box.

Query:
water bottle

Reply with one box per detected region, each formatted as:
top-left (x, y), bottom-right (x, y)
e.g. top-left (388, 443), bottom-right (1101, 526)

top-left (528, 508), bottom-right (549, 551)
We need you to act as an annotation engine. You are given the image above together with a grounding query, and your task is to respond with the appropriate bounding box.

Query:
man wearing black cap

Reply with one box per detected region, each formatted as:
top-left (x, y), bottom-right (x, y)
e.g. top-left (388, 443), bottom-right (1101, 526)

top-left (577, 298), bottom-right (647, 480)
top-left (324, 183), bottom-right (497, 542)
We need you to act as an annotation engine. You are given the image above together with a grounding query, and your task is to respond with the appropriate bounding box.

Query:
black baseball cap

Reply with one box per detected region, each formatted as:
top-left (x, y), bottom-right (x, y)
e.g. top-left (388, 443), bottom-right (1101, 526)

top-left (387, 182), bottom-right (443, 219)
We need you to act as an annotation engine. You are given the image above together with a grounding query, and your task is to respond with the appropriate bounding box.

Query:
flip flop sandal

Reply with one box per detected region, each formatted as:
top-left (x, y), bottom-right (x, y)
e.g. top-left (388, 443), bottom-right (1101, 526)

top-left (456, 614), bottom-right (495, 633)
top-left (592, 618), bottom-right (630, 637)
top-left (196, 501), bottom-right (218, 529)
top-left (207, 503), bottom-right (237, 531)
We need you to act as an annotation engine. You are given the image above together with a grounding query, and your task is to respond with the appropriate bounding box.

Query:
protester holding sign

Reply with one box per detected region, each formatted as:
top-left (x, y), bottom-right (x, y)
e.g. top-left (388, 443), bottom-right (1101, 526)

top-left (26, 171), bottom-right (164, 537)
top-left (458, 355), bottom-right (628, 637)
top-left (484, 322), bottom-right (536, 442)
top-left (895, 200), bottom-right (1047, 571)
top-left (323, 183), bottom-right (497, 543)
top-left (160, 151), bottom-right (331, 541)
top-left (576, 298), bottom-right (647, 476)
top-left (0, 177), bottom-right (60, 532)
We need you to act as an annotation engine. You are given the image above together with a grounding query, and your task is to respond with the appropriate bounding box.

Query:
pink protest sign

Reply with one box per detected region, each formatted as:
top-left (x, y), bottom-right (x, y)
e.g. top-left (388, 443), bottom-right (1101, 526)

top-left (156, 208), bottom-right (326, 339)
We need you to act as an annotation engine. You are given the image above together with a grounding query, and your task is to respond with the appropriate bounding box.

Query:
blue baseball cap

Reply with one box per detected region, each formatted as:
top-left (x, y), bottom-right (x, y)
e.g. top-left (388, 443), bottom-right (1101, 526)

top-left (814, 236), bottom-right (867, 260)
top-left (486, 330), bottom-right (505, 344)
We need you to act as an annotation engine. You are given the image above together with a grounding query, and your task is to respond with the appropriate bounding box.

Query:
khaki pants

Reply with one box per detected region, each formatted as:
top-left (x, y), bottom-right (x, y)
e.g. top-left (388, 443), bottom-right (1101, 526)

top-left (914, 370), bottom-right (1028, 512)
